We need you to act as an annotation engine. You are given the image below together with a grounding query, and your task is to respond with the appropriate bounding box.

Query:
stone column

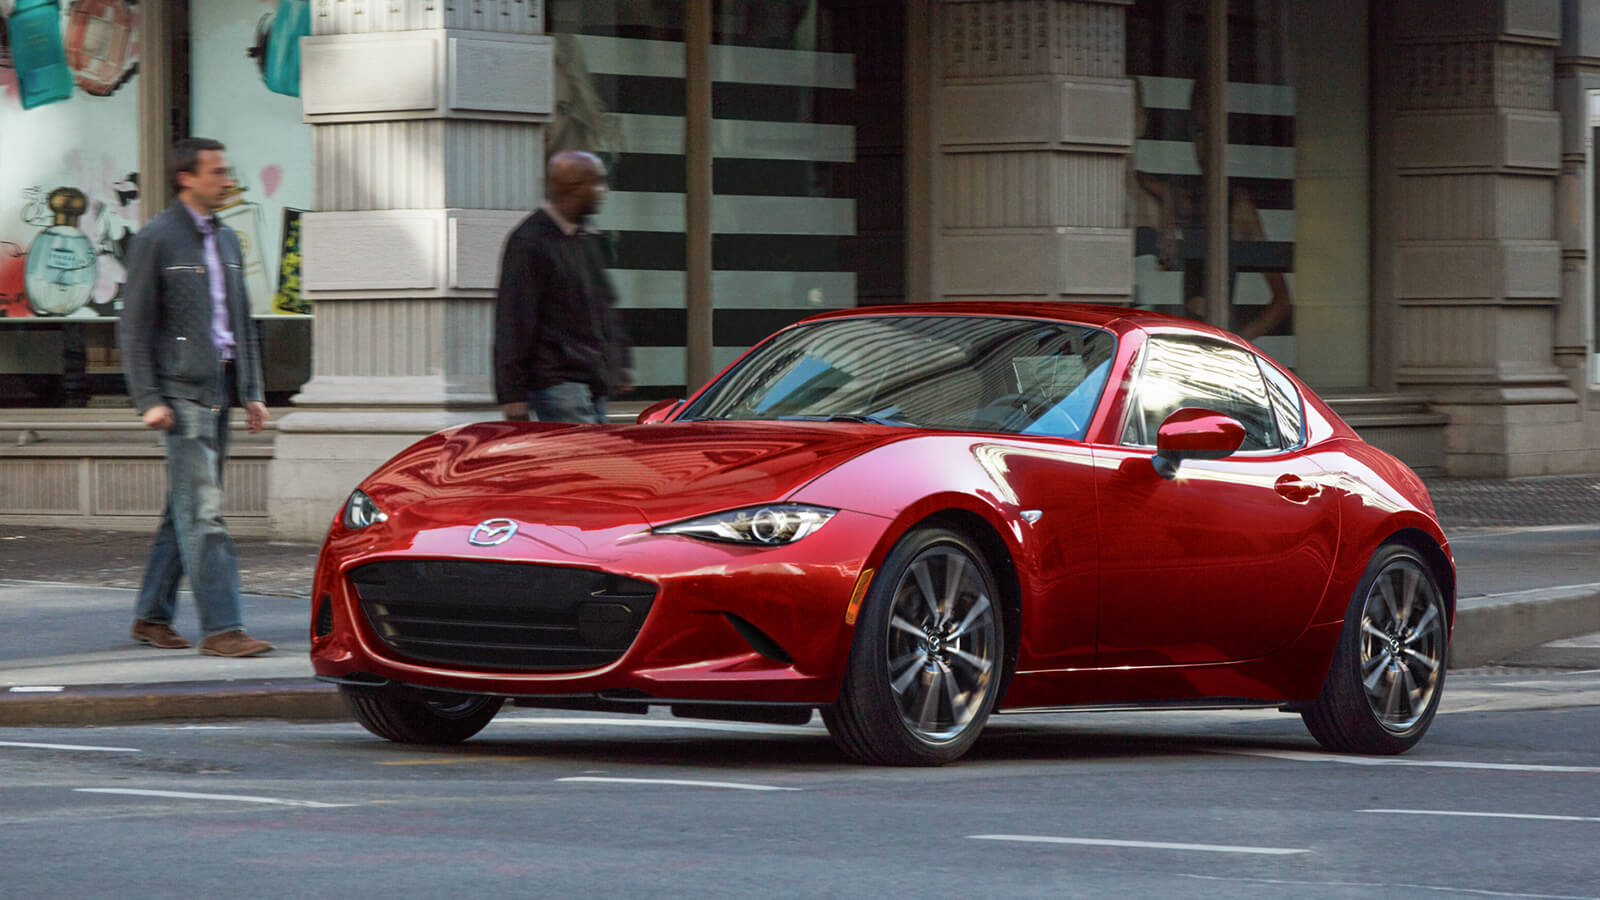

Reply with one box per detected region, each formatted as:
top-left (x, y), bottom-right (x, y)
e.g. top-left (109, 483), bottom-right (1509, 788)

top-left (930, 0), bottom-right (1133, 303)
top-left (1557, 0), bottom-right (1600, 471)
top-left (268, 0), bottom-right (550, 539)
top-left (1387, 0), bottom-right (1578, 476)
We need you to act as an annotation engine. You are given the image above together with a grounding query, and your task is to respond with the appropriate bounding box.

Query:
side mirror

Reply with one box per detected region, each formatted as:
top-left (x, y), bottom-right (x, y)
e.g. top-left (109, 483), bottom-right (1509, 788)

top-left (1152, 408), bottom-right (1246, 479)
top-left (636, 398), bottom-right (682, 425)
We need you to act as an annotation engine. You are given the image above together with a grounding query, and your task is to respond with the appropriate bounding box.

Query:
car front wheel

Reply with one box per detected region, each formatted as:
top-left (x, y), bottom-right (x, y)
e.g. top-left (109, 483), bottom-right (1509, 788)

top-left (341, 686), bottom-right (504, 744)
top-left (1302, 544), bottom-right (1449, 754)
top-left (824, 526), bottom-right (1005, 766)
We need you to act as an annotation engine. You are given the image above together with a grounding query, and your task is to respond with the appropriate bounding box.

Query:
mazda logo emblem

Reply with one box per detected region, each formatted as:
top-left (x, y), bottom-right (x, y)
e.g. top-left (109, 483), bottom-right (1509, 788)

top-left (468, 518), bottom-right (518, 546)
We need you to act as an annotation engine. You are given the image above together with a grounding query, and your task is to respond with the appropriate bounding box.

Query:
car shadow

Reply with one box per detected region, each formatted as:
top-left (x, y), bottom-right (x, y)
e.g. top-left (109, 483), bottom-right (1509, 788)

top-left (326, 712), bottom-right (1323, 772)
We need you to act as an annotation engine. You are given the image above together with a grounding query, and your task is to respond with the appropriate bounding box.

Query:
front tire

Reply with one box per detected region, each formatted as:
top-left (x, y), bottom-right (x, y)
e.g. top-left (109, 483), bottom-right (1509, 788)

top-left (342, 686), bottom-right (504, 744)
top-left (1302, 544), bottom-right (1449, 754)
top-left (825, 526), bottom-right (1005, 765)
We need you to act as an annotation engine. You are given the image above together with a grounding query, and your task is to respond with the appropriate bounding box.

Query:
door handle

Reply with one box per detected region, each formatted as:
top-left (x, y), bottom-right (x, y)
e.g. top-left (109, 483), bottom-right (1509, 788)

top-left (1274, 473), bottom-right (1320, 503)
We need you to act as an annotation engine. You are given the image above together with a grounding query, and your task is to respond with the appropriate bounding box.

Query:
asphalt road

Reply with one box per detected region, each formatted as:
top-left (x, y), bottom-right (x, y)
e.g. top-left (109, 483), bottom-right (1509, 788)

top-left (3, 671), bottom-right (1598, 899)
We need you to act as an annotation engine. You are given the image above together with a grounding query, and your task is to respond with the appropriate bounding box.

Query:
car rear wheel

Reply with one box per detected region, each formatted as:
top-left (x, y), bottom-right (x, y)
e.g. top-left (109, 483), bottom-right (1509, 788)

top-left (824, 526), bottom-right (1005, 765)
top-left (1302, 544), bottom-right (1449, 754)
top-left (341, 686), bottom-right (504, 744)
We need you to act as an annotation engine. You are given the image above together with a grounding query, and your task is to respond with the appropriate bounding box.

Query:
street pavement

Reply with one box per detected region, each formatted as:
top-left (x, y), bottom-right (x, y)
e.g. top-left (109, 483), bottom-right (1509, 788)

top-left (3, 691), bottom-right (1599, 898)
top-left (1, 473), bottom-right (1598, 726)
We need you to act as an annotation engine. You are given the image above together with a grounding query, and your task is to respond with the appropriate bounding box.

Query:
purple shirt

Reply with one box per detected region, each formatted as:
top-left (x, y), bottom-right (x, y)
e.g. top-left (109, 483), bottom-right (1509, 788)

top-left (183, 204), bottom-right (235, 360)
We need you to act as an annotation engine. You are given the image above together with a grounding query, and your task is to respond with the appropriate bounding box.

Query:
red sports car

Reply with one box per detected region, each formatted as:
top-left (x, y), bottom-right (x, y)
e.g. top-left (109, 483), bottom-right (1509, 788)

top-left (312, 303), bottom-right (1453, 765)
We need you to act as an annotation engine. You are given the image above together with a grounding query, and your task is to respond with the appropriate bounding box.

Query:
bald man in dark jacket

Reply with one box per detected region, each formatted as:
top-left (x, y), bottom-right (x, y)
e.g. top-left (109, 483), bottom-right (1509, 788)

top-left (493, 151), bottom-right (632, 423)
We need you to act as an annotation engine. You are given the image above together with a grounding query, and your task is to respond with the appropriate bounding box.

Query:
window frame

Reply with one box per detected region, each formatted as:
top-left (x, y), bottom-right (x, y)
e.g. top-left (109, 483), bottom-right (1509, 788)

top-left (1118, 333), bottom-right (1285, 455)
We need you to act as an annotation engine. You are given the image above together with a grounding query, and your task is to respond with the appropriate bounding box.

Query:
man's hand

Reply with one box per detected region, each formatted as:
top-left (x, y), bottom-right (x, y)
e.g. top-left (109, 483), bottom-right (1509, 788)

top-left (246, 401), bottom-right (269, 434)
top-left (503, 401), bottom-right (531, 421)
top-left (616, 368), bottom-right (635, 396)
top-left (142, 405), bottom-right (175, 430)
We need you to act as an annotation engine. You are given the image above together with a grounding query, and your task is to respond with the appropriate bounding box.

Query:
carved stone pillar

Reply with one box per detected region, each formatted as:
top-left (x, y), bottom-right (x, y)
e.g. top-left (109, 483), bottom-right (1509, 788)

top-left (268, 0), bottom-right (549, 539)
top-left (1386, 0), bottom-right (1578, 476)
top-left (931, 0), bottom-right (1133, 302)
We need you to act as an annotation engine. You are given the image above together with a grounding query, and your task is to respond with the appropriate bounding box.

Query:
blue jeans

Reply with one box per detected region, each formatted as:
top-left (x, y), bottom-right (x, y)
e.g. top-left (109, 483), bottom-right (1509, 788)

top-left (133, 396), bottom-right (244, 638)
top-left (532, 381), bottom-right (606, 424)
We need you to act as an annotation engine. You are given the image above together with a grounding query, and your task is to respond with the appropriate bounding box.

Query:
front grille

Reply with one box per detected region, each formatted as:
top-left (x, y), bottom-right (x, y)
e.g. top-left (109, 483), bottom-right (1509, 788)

top-left (348, 560), bottom-right (656, 671)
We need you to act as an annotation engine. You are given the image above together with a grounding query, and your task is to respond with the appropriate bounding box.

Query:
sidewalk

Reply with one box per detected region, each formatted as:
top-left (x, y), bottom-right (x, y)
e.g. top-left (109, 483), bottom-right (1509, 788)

top-left (2, 473), bottom-right (1599, 726)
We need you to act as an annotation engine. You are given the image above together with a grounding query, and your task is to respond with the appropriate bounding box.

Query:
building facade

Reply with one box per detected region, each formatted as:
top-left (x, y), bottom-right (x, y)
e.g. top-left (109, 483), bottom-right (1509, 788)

top-left (0, 0), bottom-right (1597, 540)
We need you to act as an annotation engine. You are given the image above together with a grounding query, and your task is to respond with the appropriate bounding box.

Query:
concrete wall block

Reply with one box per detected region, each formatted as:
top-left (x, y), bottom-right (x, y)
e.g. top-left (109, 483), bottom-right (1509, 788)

top-left (1060, 78), bottom-right (1134, 147)
top-left (943, 151), bottom-right (1125, 228)
top-left (302, 32), bottom-right (553, 124)
top-left (314, 121), bottom-right (541, 214)
top-left (302, 209), bottom-right (522, 299)
top-left (1505, 421), bottom-right (1585, 453)
top-left (1504, 0), bottom-right (1562, 41)
top-left (940, 228), bottom-right (1131, 297)
top-left (941, 80), bottom-right (1057, 146)
top-left (1562, 0), bottom-right (1600, 58)
top-left (940, 0), bottom-right (1127, 79)
top-left (1396, 1), bottom-right (1499, 38)
top-left (941, 231), bottom-right (1057, 295)
top-left (1449, 423), bottom-right (1509, 455)
top-left (1396, 303), bottom-right (1498, 368)
top-left (1395, 111), bottom-right (1560, 171)
top-left (0, 460), bottom-right (81, 514)
top-left (1502, 240), bottom-right (1564, 297)
top-left (1058, 227), bottom-right (1133, 295)
top-left (1445, 451), bottom-right (1510, 477)
top-left (1395, 241), bottom-right (1560, 299)
top-left (311, 0), bottom-right (543, 36)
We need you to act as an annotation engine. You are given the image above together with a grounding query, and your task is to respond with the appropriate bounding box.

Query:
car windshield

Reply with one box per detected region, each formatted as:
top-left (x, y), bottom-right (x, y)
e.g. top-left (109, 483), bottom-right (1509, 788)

top-left (680, 315), bottom-right (1117, 440)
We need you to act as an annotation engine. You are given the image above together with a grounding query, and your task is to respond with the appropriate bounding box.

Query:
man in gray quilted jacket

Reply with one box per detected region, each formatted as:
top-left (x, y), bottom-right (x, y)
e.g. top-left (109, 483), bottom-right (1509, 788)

top-left (116, 138), bottom-right (274, 658)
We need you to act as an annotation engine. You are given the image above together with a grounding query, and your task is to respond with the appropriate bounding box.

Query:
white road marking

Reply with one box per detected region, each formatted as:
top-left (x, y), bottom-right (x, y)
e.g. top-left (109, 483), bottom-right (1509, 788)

top-left (1213, 749), bottom-right (1600, 774)
top-left (557, 776), bottom-right (800, 792)
top-left (75, 788), bottom-right (354, 808)
top-left (968, 835), bottom-right (1309, 856)
top-left (1180, 873), bottom-right (1598, 899)
top-left (0, 740), bottom-right (140, 753)
top-left (6, 686), bottom-right (63, 693)
top-left (493, 715), bottom-right (820, 735)
top-left (1363, 809), bottom-right (1600, 823)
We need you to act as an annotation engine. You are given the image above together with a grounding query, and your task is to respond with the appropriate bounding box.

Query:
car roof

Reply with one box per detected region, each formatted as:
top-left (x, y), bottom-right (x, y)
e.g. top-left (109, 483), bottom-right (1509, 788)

top-left (797, 301), bottom-right (1232, 339)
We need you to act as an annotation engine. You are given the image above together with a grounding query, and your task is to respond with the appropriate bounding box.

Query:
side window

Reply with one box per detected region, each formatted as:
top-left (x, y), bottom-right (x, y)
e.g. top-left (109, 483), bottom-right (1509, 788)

top-left (1258, 359), bottom-right (1306, 450)
top-left (1121, 337), bottom-right (1280, 451)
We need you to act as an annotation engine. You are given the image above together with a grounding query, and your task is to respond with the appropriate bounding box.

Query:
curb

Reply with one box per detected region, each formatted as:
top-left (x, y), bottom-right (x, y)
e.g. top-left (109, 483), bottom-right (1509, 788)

top-left (1451, 583), bottom-right (1600, 669)
top-left (2, 587), bottom-right (1597, 727)
top-left (0, 679), bottom-right (347, 727)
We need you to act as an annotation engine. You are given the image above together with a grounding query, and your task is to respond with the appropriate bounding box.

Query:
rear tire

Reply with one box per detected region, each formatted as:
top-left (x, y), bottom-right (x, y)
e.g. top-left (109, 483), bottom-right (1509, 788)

top-left (1302, 544), bottom-right (1449, 754)
top-left (341, 686), bottom-right (503, 744)
top-left (825, 526), bottom-right (1005, 765)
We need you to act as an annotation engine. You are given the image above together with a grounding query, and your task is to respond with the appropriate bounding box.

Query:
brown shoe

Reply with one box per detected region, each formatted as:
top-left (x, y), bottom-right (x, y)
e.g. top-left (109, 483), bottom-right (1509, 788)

top-left (198, 630), bottom-right (275, 658)
top-left (131, 619), bottom-right (192, 650)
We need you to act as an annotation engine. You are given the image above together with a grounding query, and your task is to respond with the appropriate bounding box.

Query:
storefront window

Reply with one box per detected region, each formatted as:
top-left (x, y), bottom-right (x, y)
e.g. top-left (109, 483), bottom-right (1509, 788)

top-left (709, 0), bottom-right (904, 374)
top-left (1128, 0), bottom-right (1369, 389)
top-left (549, 0), bottom-right (688, 398)
top-left (0, 0), bottom-right (141, 406)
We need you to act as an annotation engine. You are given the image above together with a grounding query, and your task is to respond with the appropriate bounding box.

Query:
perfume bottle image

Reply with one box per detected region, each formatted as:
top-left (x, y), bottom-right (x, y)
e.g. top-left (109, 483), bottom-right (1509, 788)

top-left (25, 187), bottom-right (99, 316)
top-left (8, 0), bottom-right (74, 109)
top-left (64, 0), bottom-right (135, 97)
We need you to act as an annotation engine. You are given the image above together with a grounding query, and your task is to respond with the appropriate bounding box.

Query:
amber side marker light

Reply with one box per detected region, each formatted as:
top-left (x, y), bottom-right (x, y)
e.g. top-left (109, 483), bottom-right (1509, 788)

top-left (844, 568), bottom-right (876, 625)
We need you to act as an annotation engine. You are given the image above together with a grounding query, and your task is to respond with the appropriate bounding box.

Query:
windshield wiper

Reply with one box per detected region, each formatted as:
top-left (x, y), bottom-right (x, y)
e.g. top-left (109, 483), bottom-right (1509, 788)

top-left (776, 414), bottom-right (909, 427)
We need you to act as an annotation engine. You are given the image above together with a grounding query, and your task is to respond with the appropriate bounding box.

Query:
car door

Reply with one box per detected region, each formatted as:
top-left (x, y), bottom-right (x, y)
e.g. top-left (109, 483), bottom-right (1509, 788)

top-left (1092, 335), bottom-right (1337, 667)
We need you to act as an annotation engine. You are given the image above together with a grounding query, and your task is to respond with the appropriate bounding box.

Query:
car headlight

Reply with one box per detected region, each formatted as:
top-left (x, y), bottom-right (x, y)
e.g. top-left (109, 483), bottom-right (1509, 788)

top-left (342, 489), bottom-right (388, 530)
top-left (654, 504), bottom-right (836, 545)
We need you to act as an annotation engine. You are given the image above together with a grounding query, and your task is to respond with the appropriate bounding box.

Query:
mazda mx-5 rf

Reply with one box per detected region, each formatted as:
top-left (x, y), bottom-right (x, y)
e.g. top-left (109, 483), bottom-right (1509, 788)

top-left (311, 303), bottom-right (1454, 766)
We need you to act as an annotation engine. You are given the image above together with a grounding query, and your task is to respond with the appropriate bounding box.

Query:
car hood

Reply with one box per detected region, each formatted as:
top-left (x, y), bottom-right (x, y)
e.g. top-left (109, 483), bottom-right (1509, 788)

top-left (367, 420), bottom-right (913, 525)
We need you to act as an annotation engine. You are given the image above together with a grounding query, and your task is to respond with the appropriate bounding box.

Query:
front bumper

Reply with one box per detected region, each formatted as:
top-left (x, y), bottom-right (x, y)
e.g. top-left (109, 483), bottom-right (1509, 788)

top-left (309, 509), bottom-right (891, 705)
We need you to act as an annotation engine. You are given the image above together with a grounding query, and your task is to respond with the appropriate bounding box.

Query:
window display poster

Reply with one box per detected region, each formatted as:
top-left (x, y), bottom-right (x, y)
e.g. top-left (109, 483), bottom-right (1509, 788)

top-left (189, 0), bottom-right (313, 315)
top-left (0, 0), bottom-right (141, 321)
